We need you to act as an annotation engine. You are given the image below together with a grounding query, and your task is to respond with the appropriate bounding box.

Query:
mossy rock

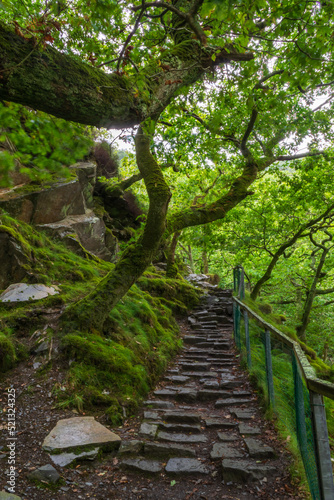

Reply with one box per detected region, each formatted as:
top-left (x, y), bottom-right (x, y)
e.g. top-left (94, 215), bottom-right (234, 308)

top-left (258, 303), bottom-right (273, 315)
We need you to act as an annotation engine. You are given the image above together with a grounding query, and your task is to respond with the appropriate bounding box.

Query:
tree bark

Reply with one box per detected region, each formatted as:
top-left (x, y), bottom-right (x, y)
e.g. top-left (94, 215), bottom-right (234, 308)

top-left (201, 250), bottom-right (209, 274)
top-left (166, 231), bottom-right (181, 278)
top-left (296, 232), bottom-right (333, 341)
top-left (0, 22), bottom-right (252, 128)
top-left (167, 161), bottom-right (258, 233)
top-left (62, 124), bottom-right (171, 330)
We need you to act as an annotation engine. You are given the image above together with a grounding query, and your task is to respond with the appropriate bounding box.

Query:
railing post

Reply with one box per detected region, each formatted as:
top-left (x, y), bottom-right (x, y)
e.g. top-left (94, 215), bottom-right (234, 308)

top-left (244, 310), bottom-right (251, 368)
top-left (239, 266), bottom-right (245, 300)
top-left (309, 391), bottom-right (334, 500)
top-left (264, 329), bottom-right (275, 407)
top-left (233, 268), bottom-right (237, 294)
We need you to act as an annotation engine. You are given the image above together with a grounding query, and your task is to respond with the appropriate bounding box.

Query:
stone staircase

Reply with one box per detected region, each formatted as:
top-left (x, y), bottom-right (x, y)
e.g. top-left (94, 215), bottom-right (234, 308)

top-left (117, 287), bottom-right (279, 485)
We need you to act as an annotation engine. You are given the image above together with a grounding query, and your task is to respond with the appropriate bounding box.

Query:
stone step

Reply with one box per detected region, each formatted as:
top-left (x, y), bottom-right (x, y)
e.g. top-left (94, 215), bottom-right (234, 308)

top-left (158, 422), bottom-right (201, 434)
top-left (179, 362), bottom-right (210, 371)
top-left (182, 353), bottom-right (208, 359)
top-left (204, 418), bottom-right (238, 429)
top-left (244, 438), bottom-right (276, 458)
top-left (143, 411), bottom-right (161, 420)
top-left (143, 442), bottom-right (196, 458)
top-left (182, 371), bottom-right (218, 378)
top-left (120, 459), bottom-right (162, 474)
top-left (163, 411), bottom-right (201, 424)
top-left (198, 390), bottom-right (232, 401)
top-left (139, 422), bottom-right (158, 438)
top-left (215, 398), bottom-right (253, 408)
top-left (183, 336), bottom-right (207, 345)
top-left (213, 343), bottom-right (231, 350)
top-left (185, 349), bottom-right (232, 358)
top-left (165, 458), bottom-right (210, 476)
top-left (144, 400), bottom-right (175, 409)
top-left (157, 432), bottom-right (207, 444)
top-left (164, 375), bottom-right (190, 384)
top-left (238, 423), bottom-right (261, 435)
top-left (222, 459), bottom-right (276, 482)
top-left (210, 443), bottom-right (244, 460)
top-left (154, 389), bottom-right (177, 398)
top-left (194, 316), bottom-right (218, 322)
top-left (231, 408), bottom-right (256, 420)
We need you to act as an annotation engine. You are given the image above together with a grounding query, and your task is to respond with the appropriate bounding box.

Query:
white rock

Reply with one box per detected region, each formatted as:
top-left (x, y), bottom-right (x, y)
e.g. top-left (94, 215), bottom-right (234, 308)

top-left (42, 417), bottom-right (121, 453)
top-left (0, 283), bottom-right (59, 303)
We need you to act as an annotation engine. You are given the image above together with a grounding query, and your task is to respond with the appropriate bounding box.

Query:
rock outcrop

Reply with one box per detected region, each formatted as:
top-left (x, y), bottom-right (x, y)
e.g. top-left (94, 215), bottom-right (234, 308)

top-left (0, 163), bottom-right (119, 286)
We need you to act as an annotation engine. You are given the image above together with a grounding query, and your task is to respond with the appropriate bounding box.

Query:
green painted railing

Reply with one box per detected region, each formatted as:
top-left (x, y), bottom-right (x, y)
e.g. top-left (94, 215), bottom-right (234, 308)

top-left (232, 265), bottom-right (334, 500)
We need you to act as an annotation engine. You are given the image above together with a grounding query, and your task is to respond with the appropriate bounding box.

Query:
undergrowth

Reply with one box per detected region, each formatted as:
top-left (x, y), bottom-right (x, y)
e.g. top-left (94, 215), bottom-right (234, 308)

top-left (0, 211), bottom-right (201, 424)
top-left (238, 292), bottom-right (334, 498)
top-left (243, 292), bottom-right (334, 382)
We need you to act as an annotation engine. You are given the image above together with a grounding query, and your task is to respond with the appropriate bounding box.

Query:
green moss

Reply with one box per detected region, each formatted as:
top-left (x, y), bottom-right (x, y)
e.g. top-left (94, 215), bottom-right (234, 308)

top-left (243, 291), bottom-right (334, 382)
top-left (258, 303), bottom-right (273, 315)
top-left (0, 331), bottom-right (16, 371)
top-left (138, 276), bottom-right (201, 310)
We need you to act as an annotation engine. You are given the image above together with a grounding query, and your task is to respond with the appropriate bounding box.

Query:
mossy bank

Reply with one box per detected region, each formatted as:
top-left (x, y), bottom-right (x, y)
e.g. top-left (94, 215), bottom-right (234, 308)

top-left (0, 210), bottom-right (201, 424)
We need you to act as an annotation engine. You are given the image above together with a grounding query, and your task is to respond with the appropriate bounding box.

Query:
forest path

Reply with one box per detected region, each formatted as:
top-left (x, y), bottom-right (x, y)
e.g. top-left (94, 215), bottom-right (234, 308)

top-left (0, 286), bottom-right (302, 500)
top-left (113, 287), bottom-right (301, 499)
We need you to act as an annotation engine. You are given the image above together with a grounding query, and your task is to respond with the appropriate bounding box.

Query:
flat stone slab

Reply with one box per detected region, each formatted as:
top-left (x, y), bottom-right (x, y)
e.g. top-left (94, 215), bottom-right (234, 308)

top-left (42, 417), bottom-right (121, 453)
top-left (49, 447), bottom-right (99, 467)
top-left (231, 409), bottom-right (256, 420)
top-left (205, 419), bottom-right (238, 429)
top-left (0, 493), bottom-right (22, 500)
top-left (215, 398), bottom-right (252, 408)
top-left (210, 443), bottom-right (244, 460)
top-left (120, 459), bottom-right (162, 474)
top-left (179, 362), bottom-right (210, 371)
top-left (144, 442), bottom-right (196, 458)
top-left (220, 381), bottom-right (243, 389)
top-left (157, 432), bottom-right (207, 443)
top-left (139, 423), bottom-right (158, 439)
top-left (118, 440), bottom-right (143, 456)
top-left (183, 336), bottom-right (206, 345)
top-left (244, 438), bottom-right (276, 458)
top-left (182, 371), bottom-right (218, 378)
top-left (218, 432), bottom-right (239, 442)
top-left (27, 464), bottom-right (60, 484)
top-left (153, 389), bottom-right (176, 398)
top-left (233, 391), bottom-right (252, 397)
top-left (222, 459), bottom-right (276, 482)
top-left (238, 423), bottom-right (261, 435)
top-left (0, 283), bottom-right (59, 303)
top-left (165, 458), bottom-right (210, 476)
top-left (203, 380), bottom-right (220, 389)
top-left (143, 411), bottom-right (161, 420)
top-left (176, 389), bottom-right (198, 402)
top-left (165, 376), bottom-right (190, 384)
top-left (144, 400), bottom-right (174, 409)
top-left (163, 411), bottom-right (201, 424)
top-left (198, 390), bottom-right (231, 401)
top-left (159, 422), bottom-right (201, 433)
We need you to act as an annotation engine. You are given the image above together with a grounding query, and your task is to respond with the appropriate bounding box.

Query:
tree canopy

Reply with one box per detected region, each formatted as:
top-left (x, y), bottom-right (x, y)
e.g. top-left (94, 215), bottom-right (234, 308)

top-left (1, 0), bottom-right (334, 333)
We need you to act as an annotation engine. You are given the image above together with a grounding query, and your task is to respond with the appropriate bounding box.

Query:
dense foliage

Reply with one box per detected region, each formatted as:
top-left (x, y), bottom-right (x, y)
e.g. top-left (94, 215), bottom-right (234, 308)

top-left (1, 0), bottom-right (334, 340)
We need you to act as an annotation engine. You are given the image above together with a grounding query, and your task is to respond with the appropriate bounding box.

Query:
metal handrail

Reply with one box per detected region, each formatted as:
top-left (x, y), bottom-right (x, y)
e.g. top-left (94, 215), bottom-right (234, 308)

top-left (233, 296), bottom-right (334, 400)
top-left (232, 265), bottom-right (334, 500)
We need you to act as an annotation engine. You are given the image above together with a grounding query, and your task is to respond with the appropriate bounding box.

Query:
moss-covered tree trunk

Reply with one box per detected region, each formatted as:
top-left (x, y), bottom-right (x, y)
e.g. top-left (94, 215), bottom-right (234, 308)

top-left (0, 22), bottom-right (252, 129)
top-left (296, 238), bottom-right (332, 341)
top-left (62, 124), bottom-right (171, 331)
top-left (166, 231), bottom-right (181, 278)
top-left (250, 205), bottom-right (334, 300)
